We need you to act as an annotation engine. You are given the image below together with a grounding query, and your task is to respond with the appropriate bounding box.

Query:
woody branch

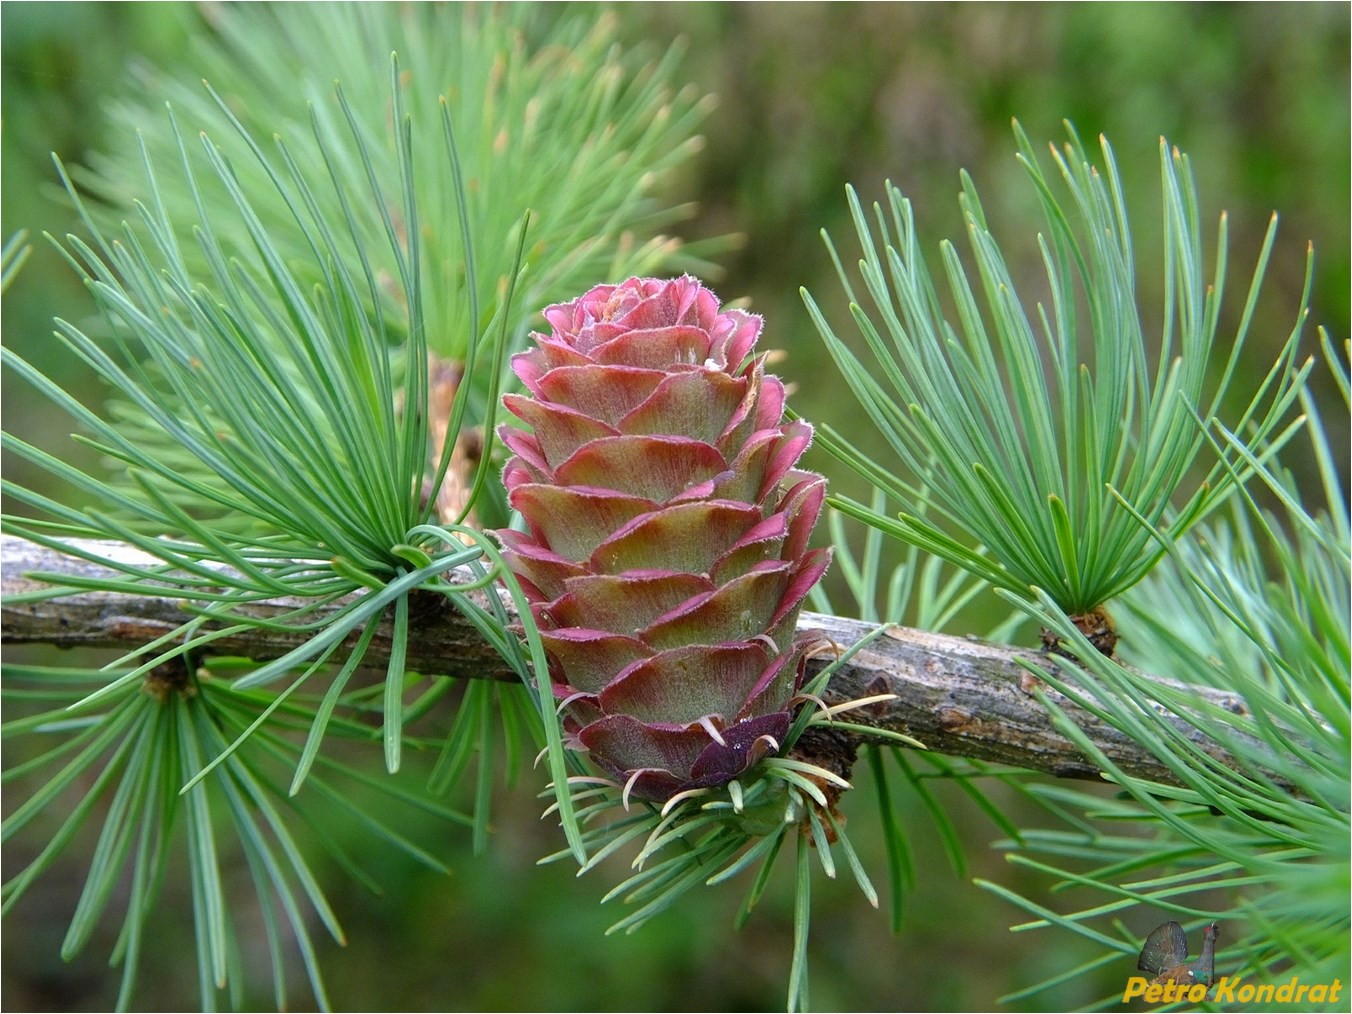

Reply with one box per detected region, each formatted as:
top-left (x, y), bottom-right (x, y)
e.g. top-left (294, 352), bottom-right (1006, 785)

top-left (2, 533), bottom-right (1266, 789)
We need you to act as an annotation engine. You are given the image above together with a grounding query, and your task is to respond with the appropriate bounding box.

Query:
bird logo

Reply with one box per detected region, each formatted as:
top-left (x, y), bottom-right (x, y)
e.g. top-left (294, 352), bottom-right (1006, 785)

top-left (1137, 921), bottom-right (1219, 987)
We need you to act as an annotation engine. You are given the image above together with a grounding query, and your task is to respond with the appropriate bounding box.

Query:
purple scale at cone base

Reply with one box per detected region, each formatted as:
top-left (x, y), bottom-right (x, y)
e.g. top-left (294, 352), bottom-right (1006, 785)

top-left (497, 276), bottom-right (831, 802)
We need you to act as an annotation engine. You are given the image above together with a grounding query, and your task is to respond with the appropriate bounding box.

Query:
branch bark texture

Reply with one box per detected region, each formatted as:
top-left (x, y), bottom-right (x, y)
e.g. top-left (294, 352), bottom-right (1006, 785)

top-left (2, 534), bottom-right (1256, 789)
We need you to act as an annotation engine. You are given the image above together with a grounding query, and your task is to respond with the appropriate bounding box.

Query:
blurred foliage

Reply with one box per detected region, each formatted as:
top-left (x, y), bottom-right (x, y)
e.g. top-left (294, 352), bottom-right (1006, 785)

top-left (3, 2), bottom-right (1348, 1011)
top-left (621, 3), bottom-right (1349, 508)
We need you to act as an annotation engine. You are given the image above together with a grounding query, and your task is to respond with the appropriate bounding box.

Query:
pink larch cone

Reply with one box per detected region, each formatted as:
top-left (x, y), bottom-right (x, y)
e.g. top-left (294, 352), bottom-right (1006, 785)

top-left (497, 276), bottom-right (831, 802)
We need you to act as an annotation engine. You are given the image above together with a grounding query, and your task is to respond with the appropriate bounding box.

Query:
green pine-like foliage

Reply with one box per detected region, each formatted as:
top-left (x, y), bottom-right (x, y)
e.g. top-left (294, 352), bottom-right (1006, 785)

top-left (2, 5), bottom-right (1346, 1012)
top-left (3, 5), bottom-right (706, 1006)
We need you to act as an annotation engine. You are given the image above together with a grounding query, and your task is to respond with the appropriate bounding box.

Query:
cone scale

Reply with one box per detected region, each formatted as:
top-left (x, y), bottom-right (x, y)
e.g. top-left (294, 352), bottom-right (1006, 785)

top-left (498, 276), bottom-right (831, 802)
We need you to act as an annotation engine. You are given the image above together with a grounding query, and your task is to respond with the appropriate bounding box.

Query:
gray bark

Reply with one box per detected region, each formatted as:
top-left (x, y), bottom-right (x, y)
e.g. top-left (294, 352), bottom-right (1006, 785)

top-left (2, 533), bottom-right (1261, 788)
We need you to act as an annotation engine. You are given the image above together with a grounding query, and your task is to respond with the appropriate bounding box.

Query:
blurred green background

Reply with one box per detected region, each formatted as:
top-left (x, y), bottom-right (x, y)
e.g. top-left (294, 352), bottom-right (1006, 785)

top-left (2, 3), bottom-right (1348, 1011)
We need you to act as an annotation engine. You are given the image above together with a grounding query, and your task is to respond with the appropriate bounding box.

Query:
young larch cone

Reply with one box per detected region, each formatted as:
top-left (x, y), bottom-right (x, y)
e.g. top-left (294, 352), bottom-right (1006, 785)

top-left (497, 276), bottom-right (831, 803)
